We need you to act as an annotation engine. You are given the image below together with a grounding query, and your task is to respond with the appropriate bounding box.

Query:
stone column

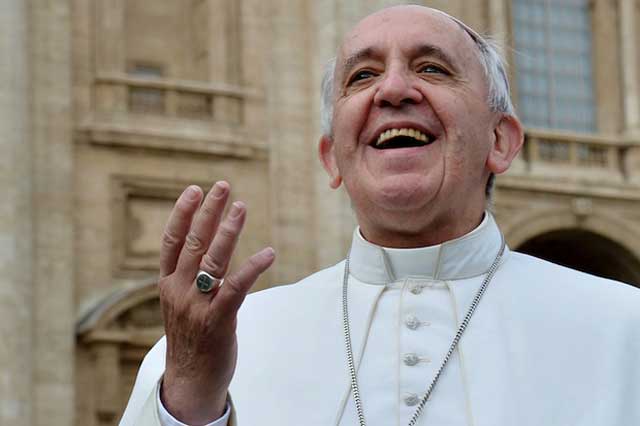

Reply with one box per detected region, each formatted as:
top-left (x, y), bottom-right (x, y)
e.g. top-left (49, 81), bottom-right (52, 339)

top-left (619, 0), bottom-right (640, 135)
top-left (310, 0), bottom-right (357, 270)
top-left (593, 0), bottom-right (623, 133)
top-left (267, 0), bottom-right (316, 283)
top-left (486, 0), bottom-right (509, 40)
top-left (209, 0), bottom-right (242, 123)
top-left (94, 343), bottom-right (121, 426)
top-left (30, 1), bottom-right (75, 426)
top-left (0, 1), bottom-right (33, 425)
top-left (94, 0), bottom-right (126, 113)
top-left (209, 0), bottom-right (230, 82)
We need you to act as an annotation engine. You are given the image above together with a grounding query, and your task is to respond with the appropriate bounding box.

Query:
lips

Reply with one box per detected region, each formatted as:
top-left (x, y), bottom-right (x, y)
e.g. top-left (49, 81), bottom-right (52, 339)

top-left (371, 126), bottom-right (435, 150)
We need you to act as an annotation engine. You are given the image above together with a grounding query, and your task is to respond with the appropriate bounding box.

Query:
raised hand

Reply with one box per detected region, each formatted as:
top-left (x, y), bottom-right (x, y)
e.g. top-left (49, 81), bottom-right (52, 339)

top-left (158, 181), bottom-right (275, 424)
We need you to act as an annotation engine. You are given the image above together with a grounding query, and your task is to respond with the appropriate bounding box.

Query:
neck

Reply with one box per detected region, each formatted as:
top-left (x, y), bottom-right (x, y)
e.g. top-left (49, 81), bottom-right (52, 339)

top-left (357, 208), bottom-right (485, 248)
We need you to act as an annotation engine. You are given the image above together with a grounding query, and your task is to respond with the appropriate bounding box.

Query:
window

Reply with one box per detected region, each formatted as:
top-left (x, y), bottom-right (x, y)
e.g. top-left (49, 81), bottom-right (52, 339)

top-left (128, 63), bottom-right (165, 114)
top-left (512, 0), bottom-right (596, 133)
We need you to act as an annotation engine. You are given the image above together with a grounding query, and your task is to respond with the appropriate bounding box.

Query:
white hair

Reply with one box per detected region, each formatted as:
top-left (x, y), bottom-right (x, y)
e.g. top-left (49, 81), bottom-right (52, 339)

top-left (319, 10), bottom-right (516, 198)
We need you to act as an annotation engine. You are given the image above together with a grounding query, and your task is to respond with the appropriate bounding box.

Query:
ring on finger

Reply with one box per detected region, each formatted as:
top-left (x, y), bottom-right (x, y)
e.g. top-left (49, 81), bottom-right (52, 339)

top-left (195, 270), bottom-right (224, 293)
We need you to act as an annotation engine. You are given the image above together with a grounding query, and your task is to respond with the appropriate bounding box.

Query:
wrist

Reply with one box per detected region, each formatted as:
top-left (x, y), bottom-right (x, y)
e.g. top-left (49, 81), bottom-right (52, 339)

top-left (160, 375), bottom-right (227, 425)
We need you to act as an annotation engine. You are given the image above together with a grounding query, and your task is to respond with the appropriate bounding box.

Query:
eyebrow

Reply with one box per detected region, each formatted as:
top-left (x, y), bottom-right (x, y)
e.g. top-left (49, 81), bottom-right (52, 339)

top-left (411, 44), bottom-right (459, 72)
top-left (340, 47), bottom-right (378, 82)
top-left (339, 43), bottom-right (459, 83)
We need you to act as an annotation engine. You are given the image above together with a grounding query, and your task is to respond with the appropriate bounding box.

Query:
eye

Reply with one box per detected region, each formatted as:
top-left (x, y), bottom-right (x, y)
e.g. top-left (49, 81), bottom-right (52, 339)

top-left (348, 70), bottom-right (377, 84)
top-left (419, 64), bottom-right (448, 75)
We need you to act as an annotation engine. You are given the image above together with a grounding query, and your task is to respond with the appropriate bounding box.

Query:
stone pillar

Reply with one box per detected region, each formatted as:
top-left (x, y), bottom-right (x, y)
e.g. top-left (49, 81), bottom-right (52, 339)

top-left (93, 343), bottom-right (121, 426)
top-left (486, 0), bottom-right (509, 40)
top-left (94, 0), bottom-right (126, 113)
top-left (30, 1), bottom-right (75, 426)
top-left (209, 0), bottom-right (231, 82)
top-left (593, 0), bottom-right (623, 133)
top-left (207, 0), bottom-right (242, 84)
top-left (240, 0), bottom-right (269, 133)
top-left (619, 0), bottom-right (640, 135)
top-left (0, 1), bottom-right (33, 425)
top-left (309, 0), bottom-right (357, 271)
top-left (485, 0), bottom-right (516, 110)
top-left (267, 0), bottom-right (316, 283)
top-left (209, 0), bottom-right (241, 123)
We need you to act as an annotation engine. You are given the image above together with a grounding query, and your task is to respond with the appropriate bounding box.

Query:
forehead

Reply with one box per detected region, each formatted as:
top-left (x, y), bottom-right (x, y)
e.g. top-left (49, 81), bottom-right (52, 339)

top-left (338, 6), bottom-right (480, 73)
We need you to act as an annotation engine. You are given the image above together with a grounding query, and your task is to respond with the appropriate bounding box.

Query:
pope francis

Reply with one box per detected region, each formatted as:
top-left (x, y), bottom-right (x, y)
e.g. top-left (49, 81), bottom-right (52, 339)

top-left (120, 5), bottom-right (640, 426)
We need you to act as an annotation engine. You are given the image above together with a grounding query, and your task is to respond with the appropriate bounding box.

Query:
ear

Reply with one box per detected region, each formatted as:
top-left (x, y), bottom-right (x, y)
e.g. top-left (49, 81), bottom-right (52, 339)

top-left (318, 134), bottom-right (342, 189)
top-left (487, 114), bottom-right (524, 174)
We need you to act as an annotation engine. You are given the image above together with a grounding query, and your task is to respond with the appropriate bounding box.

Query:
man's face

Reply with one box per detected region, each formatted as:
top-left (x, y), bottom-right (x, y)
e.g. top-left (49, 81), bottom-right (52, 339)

top-left (323, 6), bottom-right (504, 235)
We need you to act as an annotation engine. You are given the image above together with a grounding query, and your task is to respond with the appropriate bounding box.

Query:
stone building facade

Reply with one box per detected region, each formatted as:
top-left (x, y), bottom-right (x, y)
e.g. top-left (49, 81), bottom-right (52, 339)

top-left (0, 1), bottom-right (638, 425)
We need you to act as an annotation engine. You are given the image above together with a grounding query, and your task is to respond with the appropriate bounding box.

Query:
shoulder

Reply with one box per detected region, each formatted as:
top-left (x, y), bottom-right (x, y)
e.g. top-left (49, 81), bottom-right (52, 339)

top-left (242, 260), bottom-right (345, 310)
top-left (234, 261), bottom-right (345, 353)
top-left (235, 261), bottom-right (345, 336)
top-left (504, 250), bottom-right (640, 321)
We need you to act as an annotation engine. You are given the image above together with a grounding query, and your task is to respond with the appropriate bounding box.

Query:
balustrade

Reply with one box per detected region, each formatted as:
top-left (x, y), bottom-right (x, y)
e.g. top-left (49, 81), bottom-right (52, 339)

top-left (95, 73), bottom-right (249, 124)
top-left (514, 130), bottom-right (636, 184)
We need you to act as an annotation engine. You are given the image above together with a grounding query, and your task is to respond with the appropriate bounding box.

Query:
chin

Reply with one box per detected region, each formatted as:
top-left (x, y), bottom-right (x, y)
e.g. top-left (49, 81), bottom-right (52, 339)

top-left (371, 178), bottom-right (437, 212)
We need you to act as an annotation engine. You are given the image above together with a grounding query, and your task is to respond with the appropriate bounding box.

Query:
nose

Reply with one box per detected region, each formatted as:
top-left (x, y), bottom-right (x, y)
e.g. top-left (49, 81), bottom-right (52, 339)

top-left (373, 67), bottom-right (423, 107)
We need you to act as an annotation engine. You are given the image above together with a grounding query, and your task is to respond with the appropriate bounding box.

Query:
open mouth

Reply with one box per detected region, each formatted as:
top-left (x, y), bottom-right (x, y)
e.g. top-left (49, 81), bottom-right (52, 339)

top-left (372, 128), bottom-right (434, 150)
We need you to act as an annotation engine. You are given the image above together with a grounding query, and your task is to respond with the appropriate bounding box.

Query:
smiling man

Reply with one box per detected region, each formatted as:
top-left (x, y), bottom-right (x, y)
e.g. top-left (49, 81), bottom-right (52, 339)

top-left (121, 5), bottom-right (640, 426)
top-left (318, 6), bottom-right (521, 249)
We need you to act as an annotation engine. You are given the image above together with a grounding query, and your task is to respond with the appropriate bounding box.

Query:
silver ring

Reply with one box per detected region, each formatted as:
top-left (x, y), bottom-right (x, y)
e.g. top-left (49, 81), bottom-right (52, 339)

top-left (195, 270), bottom-right (223, 293)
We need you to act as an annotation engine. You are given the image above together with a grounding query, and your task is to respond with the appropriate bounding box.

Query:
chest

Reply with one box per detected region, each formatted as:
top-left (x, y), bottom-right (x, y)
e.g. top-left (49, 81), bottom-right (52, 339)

top-left (231, 275), bottom-right (636, 426)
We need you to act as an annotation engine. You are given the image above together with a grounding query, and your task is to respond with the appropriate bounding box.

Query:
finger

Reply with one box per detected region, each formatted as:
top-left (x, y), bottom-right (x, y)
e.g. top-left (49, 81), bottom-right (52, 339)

top-left (175, 181), bottom-right (230, 279)
top-left (213, 247), bottom-right (275, 315)
top-left (199, 201), bottom-right (246, 280)
top-left (159, 186), bottom-right (203, 277)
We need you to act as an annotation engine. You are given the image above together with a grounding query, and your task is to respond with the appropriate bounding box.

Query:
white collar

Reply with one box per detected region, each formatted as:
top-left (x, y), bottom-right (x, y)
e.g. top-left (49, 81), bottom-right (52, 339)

top-left (348, 212), bottom-right (505, 284)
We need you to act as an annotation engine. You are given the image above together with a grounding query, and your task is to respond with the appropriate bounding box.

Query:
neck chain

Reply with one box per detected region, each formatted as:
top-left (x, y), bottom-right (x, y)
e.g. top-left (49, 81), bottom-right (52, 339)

top-left (342, 235), bottom-right (505, 426)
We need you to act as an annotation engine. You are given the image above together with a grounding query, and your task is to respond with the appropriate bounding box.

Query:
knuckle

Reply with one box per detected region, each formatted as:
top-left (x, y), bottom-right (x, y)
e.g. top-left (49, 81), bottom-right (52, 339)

top-left (158, 278), bottom-right (178, 301)
top-left (184, 232), bottom-right (206, 254)
top-left (158, 283), bottom-right (170, 301)
top-left (200, 252), bottom-right (226, 276)
top-left (161, 230), bottom-right (182, 249)
top-left (223, 275), bottom-right (244, 297)
top-left (174, 201), bottom-right (191, 215)
top-left (158, 286), bottom-right (177, 315)
top-left (172, 202), bottom-right (195, 222)
top-left (200, 202), bottom-right (218, 218)
top-left (218, 223), bottom-right (237, 239)
top-left (247, 255), bottom-right (263, 271)
top-left (157, 276), bottom-right (172, 293)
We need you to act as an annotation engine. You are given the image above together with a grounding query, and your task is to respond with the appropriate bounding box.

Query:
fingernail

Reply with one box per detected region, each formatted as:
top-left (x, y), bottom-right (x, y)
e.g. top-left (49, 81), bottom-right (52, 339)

top-left (230, 201), bottom-right (244, 218)
top-left (264, 247), bottom-right (275, 259)
top-left (213, 181), bottom-right (228, 198)
top-left (185, 185), bottom-right (200, 200)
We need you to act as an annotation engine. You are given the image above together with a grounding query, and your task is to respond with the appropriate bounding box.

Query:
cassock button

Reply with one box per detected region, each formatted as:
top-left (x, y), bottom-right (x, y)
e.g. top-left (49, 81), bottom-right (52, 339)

top-left (405, 315), bottom-right (420, 330)
top-left (404, 393), bottom-right (420, 406)
top-left (409, 284), bottom-right (423, 295)
top-left (403, 353), bottom-right (420, 366)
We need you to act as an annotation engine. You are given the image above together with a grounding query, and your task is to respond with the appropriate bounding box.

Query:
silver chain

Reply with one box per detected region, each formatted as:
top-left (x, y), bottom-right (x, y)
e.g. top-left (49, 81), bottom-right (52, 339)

top-left (342, 235), bottom-right (505, 426)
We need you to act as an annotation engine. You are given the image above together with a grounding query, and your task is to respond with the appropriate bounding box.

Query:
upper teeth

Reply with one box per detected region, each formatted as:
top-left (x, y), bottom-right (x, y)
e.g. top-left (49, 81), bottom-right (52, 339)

top-left (376, 128), bottom-right (429, 146)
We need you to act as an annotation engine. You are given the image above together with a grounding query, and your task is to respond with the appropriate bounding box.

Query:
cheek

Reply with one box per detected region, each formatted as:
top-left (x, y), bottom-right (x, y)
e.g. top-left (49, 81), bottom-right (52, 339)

top-left (434, 98), bottom-right (494, 180)
top-left (432, 93), bottom-right (494, 150)
top-left (333, 92), bottom-right (373, 134)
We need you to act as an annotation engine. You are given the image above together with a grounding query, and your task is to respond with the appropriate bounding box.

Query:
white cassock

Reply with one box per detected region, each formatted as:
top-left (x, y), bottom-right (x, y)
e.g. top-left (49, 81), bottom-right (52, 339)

top-left (120, 213), bottom-right (640, 426)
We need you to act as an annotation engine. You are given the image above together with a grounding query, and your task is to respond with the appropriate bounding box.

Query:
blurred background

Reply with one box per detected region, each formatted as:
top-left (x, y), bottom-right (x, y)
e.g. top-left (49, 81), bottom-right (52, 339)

top-left (1, 0), bottom-right (639, 425)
